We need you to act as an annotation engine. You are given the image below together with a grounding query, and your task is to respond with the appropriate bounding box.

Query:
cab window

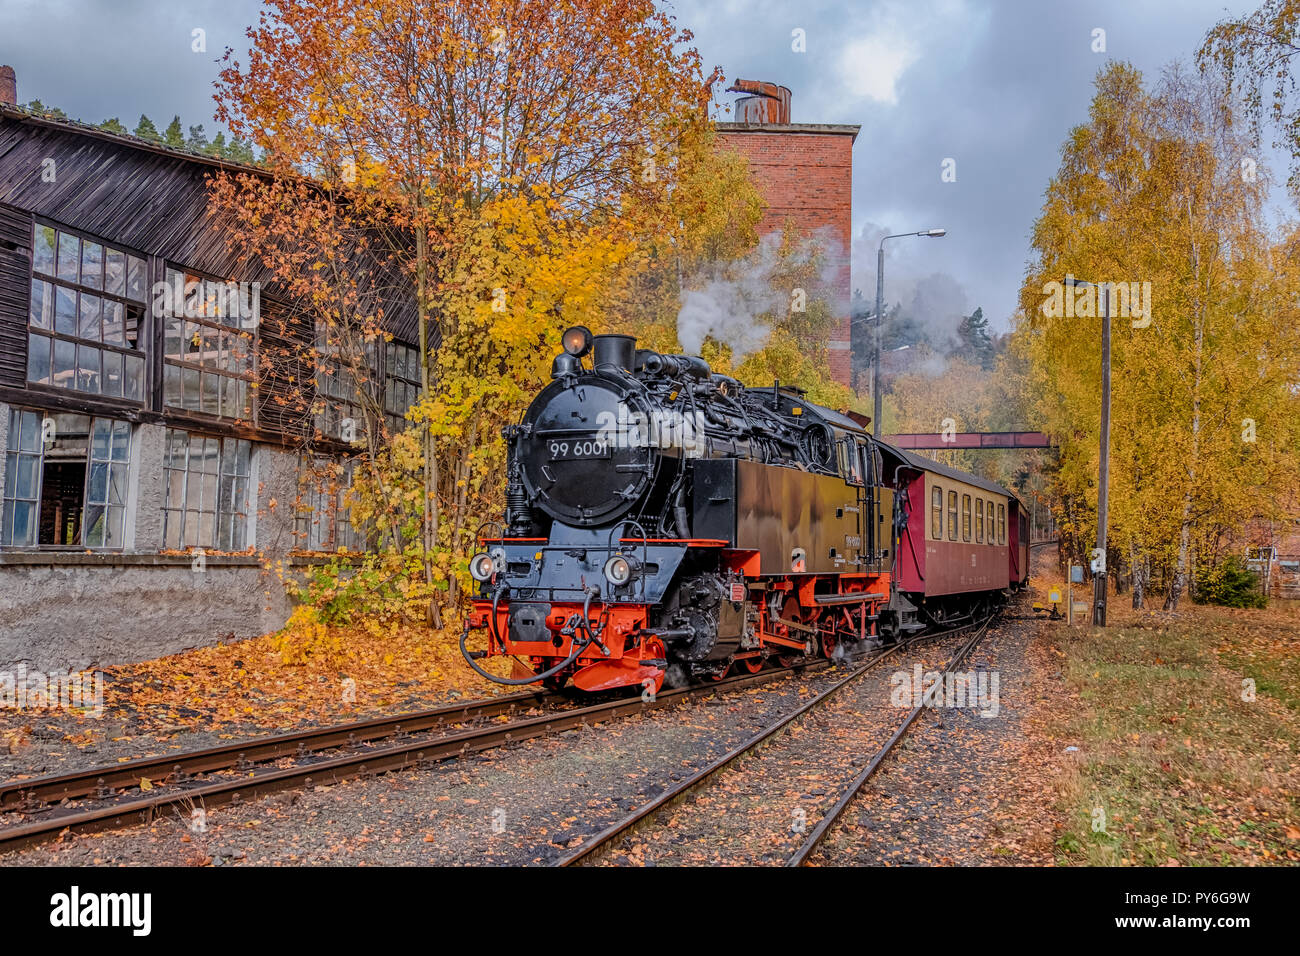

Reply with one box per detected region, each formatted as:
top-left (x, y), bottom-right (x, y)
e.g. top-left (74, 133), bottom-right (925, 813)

top-left (839, 439), bottom-right (862, 485)
top-left (858, 442), bottom-right (873, 485)
top-left (931, 486), bottom-right (943, 539)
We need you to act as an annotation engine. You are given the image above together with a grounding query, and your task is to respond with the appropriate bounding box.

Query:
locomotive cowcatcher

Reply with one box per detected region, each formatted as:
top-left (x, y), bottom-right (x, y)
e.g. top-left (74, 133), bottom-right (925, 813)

top-left (460, 327), bottom-right (1026, 694)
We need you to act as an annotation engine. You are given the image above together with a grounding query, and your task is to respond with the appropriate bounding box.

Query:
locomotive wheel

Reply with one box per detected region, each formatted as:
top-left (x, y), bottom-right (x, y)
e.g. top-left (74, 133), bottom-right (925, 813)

top-left (820, 629), bottom-right (838, 661)
top-left (737, 655), bottom-right (763, 674)
top-left (772, 593), bottom-right (815, 667)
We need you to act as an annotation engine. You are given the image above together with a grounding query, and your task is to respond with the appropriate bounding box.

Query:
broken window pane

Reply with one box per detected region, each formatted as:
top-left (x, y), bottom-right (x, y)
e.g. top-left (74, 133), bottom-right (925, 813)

top-left (2, 410), bottom-right (132, 549)
top-left (29, 223), bottom-right (147, 402)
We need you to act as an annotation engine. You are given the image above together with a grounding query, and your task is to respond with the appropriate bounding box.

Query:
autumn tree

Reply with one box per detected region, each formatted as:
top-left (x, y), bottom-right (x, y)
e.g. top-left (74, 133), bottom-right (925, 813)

top-left (1014, 61), bottom-right (1300, 609)
top-left (215, 0), bottom-right (713, 625)
top-left (208, 173), bottom-right (413, 550)
top-left (1200, 0), bottom-right (1300, 193)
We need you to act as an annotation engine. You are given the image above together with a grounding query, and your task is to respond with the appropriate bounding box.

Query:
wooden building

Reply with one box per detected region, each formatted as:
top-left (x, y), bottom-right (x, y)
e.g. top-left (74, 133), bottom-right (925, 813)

top-left (0, 87), bottom-right (422, 669)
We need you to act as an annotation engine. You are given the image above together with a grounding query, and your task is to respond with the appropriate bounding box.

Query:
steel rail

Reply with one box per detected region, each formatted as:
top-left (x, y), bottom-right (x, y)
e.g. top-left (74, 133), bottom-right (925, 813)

top-left (0, 687), bottom-right (556, 812)
top-left (786, 614), bottom-right (995, 866)
top-left (0, 660), bottom-right (828, 856)
top-left (555, 618), bottom-right (991, 867)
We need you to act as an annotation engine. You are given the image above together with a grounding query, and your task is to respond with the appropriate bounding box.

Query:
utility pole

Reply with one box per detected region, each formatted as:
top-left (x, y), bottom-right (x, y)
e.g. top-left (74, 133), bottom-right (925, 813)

top-left (1095, 283), bottom-right (1111, 626)
top-left (873, 244), bottom-right (884, 432)
top-left (1064, 276), bottom-right (1111, 626)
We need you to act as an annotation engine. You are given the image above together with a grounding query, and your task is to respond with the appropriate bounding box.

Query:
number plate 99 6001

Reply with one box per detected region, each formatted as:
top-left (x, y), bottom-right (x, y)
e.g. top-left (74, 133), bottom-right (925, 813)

top-left (547, 439), bottom-right (611, 460)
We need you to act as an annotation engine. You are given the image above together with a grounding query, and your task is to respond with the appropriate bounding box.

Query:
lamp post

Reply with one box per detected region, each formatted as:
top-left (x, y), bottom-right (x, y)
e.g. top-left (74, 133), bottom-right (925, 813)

top-left (1064, 276), bottom-right (1110, 627)
top-left (873, 229), bottom-right (946, 433)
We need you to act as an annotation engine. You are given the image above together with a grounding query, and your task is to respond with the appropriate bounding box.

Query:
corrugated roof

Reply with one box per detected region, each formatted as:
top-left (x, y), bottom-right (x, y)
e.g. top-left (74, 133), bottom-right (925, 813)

top-left (0, 106), bottom-right (265, 175)
top-left (0, 108), bottom-right (421, 343)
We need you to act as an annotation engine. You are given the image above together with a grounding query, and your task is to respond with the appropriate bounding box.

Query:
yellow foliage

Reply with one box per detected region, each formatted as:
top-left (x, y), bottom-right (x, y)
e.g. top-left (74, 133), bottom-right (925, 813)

top-left (272, 605), bottom-right (344, 666)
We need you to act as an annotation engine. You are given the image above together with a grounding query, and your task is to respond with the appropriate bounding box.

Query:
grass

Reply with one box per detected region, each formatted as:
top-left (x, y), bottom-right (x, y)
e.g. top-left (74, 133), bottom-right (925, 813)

top-left (1048, 601), bottom-right (1300, 866)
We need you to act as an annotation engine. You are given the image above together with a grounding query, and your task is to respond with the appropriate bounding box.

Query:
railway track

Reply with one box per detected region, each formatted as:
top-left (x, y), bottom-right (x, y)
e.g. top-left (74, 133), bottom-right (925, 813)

top-left (0, 658), bottom-right (829, 856)
top-left (556, 614), bottom-right (997, 867)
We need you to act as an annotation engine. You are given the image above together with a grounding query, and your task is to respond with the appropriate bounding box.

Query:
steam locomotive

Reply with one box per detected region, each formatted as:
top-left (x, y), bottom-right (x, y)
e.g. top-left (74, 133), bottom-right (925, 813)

top-left (460, 327), bottom-right (1028, 694)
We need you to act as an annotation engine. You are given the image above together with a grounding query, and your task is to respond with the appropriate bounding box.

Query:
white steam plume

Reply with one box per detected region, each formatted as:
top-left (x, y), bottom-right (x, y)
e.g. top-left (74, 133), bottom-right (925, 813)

top-left (676, 228), bottom-right (847, 359)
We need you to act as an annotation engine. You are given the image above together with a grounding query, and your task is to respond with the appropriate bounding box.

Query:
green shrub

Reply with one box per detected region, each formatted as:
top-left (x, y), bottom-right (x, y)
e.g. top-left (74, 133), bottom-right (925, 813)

top-left (1194, 557), bottom-right (1267, 609)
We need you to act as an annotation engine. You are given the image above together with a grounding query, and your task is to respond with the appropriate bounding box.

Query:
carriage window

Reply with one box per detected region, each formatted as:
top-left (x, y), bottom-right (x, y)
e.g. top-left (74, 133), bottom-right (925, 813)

top-left (931, 486), bottom-right (942, 538)
top-left (998, 504), bottom-right (1006, 544)
top-left (962, 494), bottom-right (971, 541)
top-left (976, 499), bottom-right (984, 543)
top-left (948, 491), bottom-right (958, 541)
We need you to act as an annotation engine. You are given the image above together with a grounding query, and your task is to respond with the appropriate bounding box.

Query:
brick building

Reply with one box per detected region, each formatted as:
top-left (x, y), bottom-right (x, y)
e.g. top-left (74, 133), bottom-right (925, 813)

top-left (715, 80), bottom-right (859, 388)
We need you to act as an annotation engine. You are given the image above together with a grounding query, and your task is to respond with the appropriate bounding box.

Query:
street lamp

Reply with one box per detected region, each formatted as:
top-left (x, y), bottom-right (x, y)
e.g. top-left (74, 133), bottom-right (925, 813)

top-left (872, 229), bottom-right (946, 433)
top-left (1064, 276), bottom-right (1111, 627)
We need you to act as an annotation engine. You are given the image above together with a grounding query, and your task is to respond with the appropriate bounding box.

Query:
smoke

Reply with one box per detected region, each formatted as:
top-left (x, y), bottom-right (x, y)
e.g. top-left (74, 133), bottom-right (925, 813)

top-left (676, 228), bottom-right (847, 359)
top-left (852, 220), bottom-right (970, 373)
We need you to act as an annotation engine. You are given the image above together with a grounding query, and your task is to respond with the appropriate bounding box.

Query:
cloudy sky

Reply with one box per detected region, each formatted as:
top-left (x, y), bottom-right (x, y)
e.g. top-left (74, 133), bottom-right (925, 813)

top-left (0, 0), bottom-right (1279, 331)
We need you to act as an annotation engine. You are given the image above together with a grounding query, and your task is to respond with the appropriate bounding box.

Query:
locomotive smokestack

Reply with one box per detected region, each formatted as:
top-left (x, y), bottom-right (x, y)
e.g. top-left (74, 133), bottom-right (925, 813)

top-left (592, 334), bottom-right (636, 372)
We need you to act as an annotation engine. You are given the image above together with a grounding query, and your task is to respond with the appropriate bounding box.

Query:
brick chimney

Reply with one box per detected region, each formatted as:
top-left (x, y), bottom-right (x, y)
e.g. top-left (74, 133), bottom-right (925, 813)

top-left (715, 82), bottom-right (859, 388)
top-left (0, 66), bottom-right (16, 108)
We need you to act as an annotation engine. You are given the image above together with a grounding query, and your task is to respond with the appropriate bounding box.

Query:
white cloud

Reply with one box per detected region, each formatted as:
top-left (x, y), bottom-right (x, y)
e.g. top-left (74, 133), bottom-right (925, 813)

top-left (838, 32), bottom-right (919, 104)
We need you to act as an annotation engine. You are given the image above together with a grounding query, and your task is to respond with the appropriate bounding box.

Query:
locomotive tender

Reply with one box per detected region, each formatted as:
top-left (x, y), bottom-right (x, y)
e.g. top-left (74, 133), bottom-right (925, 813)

top-left (460, 327), bottom-right (1028, 694)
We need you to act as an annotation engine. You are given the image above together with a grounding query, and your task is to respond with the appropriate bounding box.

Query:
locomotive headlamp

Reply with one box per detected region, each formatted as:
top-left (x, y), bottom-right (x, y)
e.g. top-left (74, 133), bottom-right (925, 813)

top-left (603, 554), bottom-right (638, 586)
top-left (561, 326), bottom-right (593, 357)
top-left (469, 552), bottom-right (496, 582)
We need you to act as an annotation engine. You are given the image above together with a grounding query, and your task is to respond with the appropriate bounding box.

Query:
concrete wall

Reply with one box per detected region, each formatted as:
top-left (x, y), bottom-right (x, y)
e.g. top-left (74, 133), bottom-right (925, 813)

top-left (0, 554), bottom-right (293, 670)
top-left (0, 402), bottom-right (310, 670)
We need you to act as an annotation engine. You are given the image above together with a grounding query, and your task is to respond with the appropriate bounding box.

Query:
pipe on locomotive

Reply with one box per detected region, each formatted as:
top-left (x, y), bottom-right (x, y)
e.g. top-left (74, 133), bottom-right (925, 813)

top-left (552, 326), bottom-right (714, 383)
top-left (460, 585), bottom-right (606, 686)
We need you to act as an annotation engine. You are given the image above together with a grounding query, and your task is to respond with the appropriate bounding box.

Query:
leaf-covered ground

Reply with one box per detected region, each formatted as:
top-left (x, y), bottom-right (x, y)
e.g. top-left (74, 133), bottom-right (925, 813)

top-left (1, 620), bottom-right (510, 776)
top-left (1042, 590), bottom-right (1300, 865)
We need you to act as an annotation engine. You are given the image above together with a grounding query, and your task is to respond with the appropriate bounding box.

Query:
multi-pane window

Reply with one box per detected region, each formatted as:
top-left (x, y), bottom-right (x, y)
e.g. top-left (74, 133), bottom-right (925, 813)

top-left (315, 324), bottom-right (380, 442)
top-left (384, 342), bottom-right (421, 434)
top-left (947, 491), bottom-right (958, 541)
top-left (976, 499), bottom-right (984, 543)
top-left (28, 223), bottom-right (147, 401)
top-left (961, 494), bottom-right (971, 542)
top-left (161, 268), bottom-right (257, 420)
top-left (2, 409), bottom-right (131, 548)
top-left (930, 486), bottom-right (942, 539)
top-left (297, 457), bottom-right (365, 552)
top-left (998, 503), bottom-right (1006, 545)
top-left (2, 410), bottom-right (41, 545)
top-left (85, 419), bottom-right (132, 546)
top-left (162, 429), bottom-right (252, 550)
